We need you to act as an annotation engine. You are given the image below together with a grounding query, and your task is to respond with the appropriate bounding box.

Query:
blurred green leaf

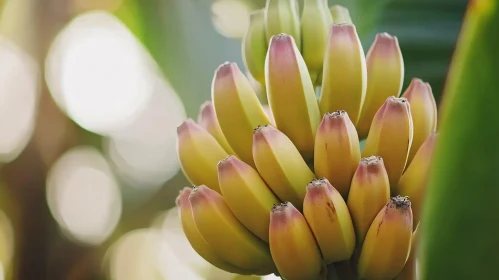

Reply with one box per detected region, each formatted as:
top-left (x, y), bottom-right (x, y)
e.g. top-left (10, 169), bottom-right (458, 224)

top-left (420, 1), bottom-right (499, 279)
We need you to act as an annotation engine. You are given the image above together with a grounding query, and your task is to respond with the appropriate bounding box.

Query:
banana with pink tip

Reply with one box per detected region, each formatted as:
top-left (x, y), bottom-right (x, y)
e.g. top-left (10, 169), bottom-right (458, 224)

top-left (217, 155), bottom-right (280, 242)
top-left (212, 62), bottom-right (272, 167)
top-left (401, 78), bottom-right (438, 164)
top-left (357, 33), bottom-right (405, 138)
top-left (176, 187), bottom-right (257, 275)
top-left (269, 202), bottom-right (324, 280)
top-left (303, 178), bottom-right (356, 264)
top-left (176, 119), bottom-right (228, 193)
top-left (189, 185), bottom-right (276, 274)
top-left (358, 196), bottom-right (413, 279)
top-left (252, 124), bottom-right (315, 210)
top-left (361, 96), bottom-right (414, 188)
top-left (265, 34), bottom-right (321, 160)
top-left (197, 101), bottom-right (235, 154)
top-left (314, 110), bottom-right (361, 198)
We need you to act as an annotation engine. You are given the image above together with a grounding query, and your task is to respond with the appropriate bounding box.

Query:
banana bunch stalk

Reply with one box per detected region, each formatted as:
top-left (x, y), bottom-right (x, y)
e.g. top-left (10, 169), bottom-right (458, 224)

top-left (176, 2), bottom-right (438, 279)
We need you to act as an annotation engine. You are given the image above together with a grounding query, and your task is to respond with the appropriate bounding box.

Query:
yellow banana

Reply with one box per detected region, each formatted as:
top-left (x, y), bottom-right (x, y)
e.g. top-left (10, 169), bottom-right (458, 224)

top-left (197, 101), bottom-right (235, 154)
top-left (252, 124), bottom-right (315, 210)
top-left (357, 33), bottom-right (405, 139)
top-left (264, 0), bottom-right (301, 51)
top-left (313, 110), bottom-right (361, 197)
top-left (319, 23), bottom-right (367, 125)
top-left (361, 96), bottom-right (413, 187)
top-left (301, 0), bottom-right (333, 83)
top-left (303, 178), bottom-right (356, 264)
top-left (395, 224), bottom-right (420, 280)
top-left (212, 62), bottom-right (272, 167)
top-left (176, 187), bottom-right (255, 275)
top-left (396, 132), bottom-right (437, 228)
top-left (177, 119), bottom-right (229, 193)
top-left (347, 156), bottom-right (390, 246)
top-left (269, 202), bottom-right (324, 280)
top-left (242, 9), bottom-right (267, 86)
top-left (358, 196), bottom-right (413, 280)
top-left (217, 155), bottom-right (281, 242)
top-left (401, 78), bottom-right (438, 164)
top-left (265, 34), bottom-right (321, 160)
top-left (330, 5), bottom-right (353, 24)
top-left (189, 185), bottom-right (276, 273)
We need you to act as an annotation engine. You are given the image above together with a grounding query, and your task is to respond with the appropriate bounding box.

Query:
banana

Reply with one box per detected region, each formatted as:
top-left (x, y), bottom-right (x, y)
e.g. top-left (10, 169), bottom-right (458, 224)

top-left (357, 33), bottom-right (405, 139)
top-left (217, 155), bottom-right (281, 242)
top-left (396, 132), bottom-right (437, 228)
top-left (212, 62), bottom-right (272, 166)
top-left (401, 78), bottom-right (438, 164)
top-left (361, 96), bottom-right (414, 187)
top-left (358, 196), bottom-right (413, 280)
top-left (269, 202), bottom-right (324, 280)
top-left (319, 23), bottom-right (367, 125)
top-left (197, 101), bottom-right (235, 154)
top-left (265, 33), bottom-right (321, 160)
top-left (252, 124), bottom-right (315, 210)
top-left (242, 9), bottom-right (267, 86)
top-left (301, 0), bottom-right (333, 83)
top-left (313, 110), bottom-right (361, 197)
top-left (330, 5), bottom-right (353, 24)
top-left (177, 119), bottom-right (229, 193)
top-left (189, 185), bottom-right (276, 273)
top-left (264, 0), bottom-right (301, 51)
top-left (395, 224), bottom-right (420, 280)
top-left (303, 178), bottom-right (356, 264)
top-left (347, 156), bottom-right (390, 246)
top-left (176, 187), bottom-right (255, 275)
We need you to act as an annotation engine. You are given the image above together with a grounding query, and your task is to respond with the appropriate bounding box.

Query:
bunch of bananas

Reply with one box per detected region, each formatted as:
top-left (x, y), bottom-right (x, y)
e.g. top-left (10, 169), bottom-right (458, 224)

top-left (175, 0), bottom-right (438, 279)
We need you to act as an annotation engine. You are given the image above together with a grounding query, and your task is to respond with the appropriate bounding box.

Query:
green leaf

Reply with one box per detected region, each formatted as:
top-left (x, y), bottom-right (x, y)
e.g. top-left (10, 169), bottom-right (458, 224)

top-left (420, 1), bottom-right (499, 279)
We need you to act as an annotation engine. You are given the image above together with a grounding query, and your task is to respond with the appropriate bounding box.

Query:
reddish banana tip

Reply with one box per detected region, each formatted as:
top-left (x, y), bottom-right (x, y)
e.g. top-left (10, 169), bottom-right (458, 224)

top-left (176, 118), bottom-right (198, 135)
top-left (269, 33), bottom-right (294, 47)
top-left (368, 32), bottom-right (400, 57)
top-left (329, 23), bottom-right (357, 39)
top-left (217, 154), bottom-right (246, 172)
top-left (306, 178), bottom-right (337, 198)
top-left (402, 78), bottom-right (431, 99)
top-left (188, 185), bottom-right (219, 205)
top-left (253, 124), bottom-right (278, 141)
top-left (270, 202), bottom-right (301, 224)
top-left (388, 195), bottom-right (411, 210)
top-left (214, 61), bottom-right (240, 82)
top-left (268, 34), bottom-right (298, 68)
top-left (198, 100), bottom-right (214, 119)
top-left (175, 187), bottom-right (192, 208)
top-left (320, 110), bottom-right (351, 130)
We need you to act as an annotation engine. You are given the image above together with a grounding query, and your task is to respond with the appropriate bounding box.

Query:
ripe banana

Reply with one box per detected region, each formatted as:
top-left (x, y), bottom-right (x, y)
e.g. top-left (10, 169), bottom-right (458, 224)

top-left (197, 101), bottom-right (235, 154)
top-left (319, 23), bottom-right (367, 125)
top-left (265, 34), bottom-right (321, 160)
top-left (189, 185), bottom-right (276, 273)
top-left (212, 62), bottom-right (272, 166)
top-left (264, 0), bottom-right (301, 51)
top-left (176, 119), bottom-right (229, 193)
top-left (252, 124), bottom-right (315, 210)
top-left (303, 178), bottom-right (356, 264)
top-left (361, 96), bottom-right (414, 187)
top-left (357, 33), bottom-right (405, 139)
top-left (396, 133), bottom-right (437, 228)
top-left (347, 156), bottom-right (390, 246)
top-left (242, 9), bottom-right (267, 86)
top-left (269, 202), bottom-right (324, 280)
top-left (330, 5), bottom-right (353, 24)
top-left (314, 110), bottom-right (361, 197)
top-left (401, 78), bottom-right (438, 164)
top-left (301, 0), bottom-right (333, 83)
top-left (395, 224), bottom-right (420, 280)
top-left (176, 187), bottom-right (255, 275)
top-left (358, 196), bottom-right (413, 279)
top-left (217, 155), bottom-right (280, 242)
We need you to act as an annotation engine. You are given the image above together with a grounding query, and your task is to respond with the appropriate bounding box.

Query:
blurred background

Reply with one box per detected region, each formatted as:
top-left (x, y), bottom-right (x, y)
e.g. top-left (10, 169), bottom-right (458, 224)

top-left (0, 0), bottom-right (467, 279)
